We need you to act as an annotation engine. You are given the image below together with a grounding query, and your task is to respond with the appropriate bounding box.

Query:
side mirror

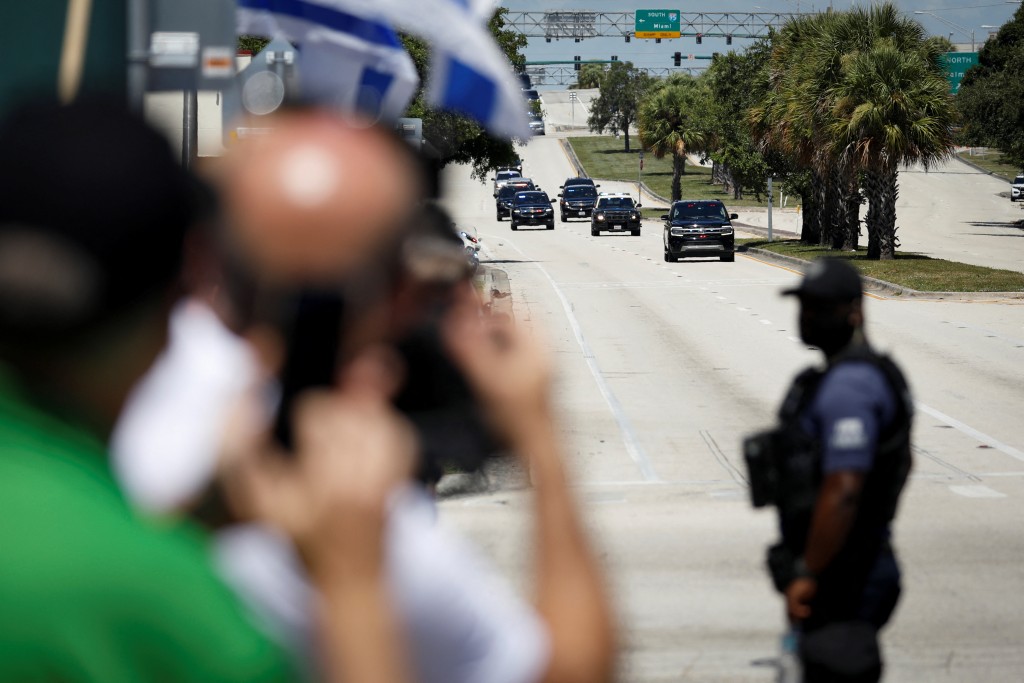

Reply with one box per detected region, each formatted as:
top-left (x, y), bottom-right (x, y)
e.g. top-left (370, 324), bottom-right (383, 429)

top-left (730, 213), bottom-right (739, 219)
top-left (559, 185), bottom-right (565, 188)
top-left (550, 198), bottom-right (557, 203)
top-left (660, 214), bottom-right (670, 221)
top-left (636, 204), bottom-right (643, 209)
top-left (557, 193), bottom-right (563, 197)
top-left (595, 184), bottom-right (601, 188)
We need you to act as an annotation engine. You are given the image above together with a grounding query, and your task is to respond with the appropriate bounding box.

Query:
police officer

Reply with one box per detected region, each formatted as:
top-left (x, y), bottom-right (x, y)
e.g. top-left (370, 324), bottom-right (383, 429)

top-left (747, 258), bottom-right (913, 682)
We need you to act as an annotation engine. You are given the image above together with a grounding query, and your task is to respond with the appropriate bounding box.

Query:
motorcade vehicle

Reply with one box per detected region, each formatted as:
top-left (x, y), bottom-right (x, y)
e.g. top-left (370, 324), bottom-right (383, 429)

top-left (509, 190), bottom-right (556, 230)
top-left (492, 169), bottom-right (522, 196)
top-left (661, 199), bottom-right (738, 262)
top-left (495, 179), bottom-right (536, 220)
top-left (591, 193), bottom-right (642, 236)
top-left (522, 89), bottom-right (540, 102)
top-left (528, 114), bottom-right (545, 135)
top-left (1011, 175), bottom-right (1024, 201)
top-left (560, 177), bottom-right (598, 190)
top-left (557, 183), bottom-right (599, 221)
top-left (459, 225), bottom-right (480, 272)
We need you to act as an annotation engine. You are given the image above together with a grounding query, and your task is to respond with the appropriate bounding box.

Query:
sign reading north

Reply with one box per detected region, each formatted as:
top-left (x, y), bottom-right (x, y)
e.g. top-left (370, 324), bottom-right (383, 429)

top-left (635, 9), bottom-right (681, 39)
top-left (939, 52), bottom-right (979, 94)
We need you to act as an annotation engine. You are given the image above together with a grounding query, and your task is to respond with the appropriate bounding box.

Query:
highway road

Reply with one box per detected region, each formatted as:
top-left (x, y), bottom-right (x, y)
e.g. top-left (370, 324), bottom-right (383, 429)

top-left (438, 134), bottom-right (1024, 682)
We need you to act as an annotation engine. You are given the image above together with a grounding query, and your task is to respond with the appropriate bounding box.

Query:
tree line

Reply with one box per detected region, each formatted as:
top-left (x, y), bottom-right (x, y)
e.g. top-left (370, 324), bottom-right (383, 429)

top-left (587, 2), bottom-right (1024, 261)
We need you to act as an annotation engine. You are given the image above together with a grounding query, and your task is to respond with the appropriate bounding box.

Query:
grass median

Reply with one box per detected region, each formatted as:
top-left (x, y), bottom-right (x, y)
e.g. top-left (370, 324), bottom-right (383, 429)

top-left (957, 149), bottom-right (1021, 182)
top-left (738, 239), bottom-right (1024, 292)
top-left (568, 136), bottom-right (777, 209)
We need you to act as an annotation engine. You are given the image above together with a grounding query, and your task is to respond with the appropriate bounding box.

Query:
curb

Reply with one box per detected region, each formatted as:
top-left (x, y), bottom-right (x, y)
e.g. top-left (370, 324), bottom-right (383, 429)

top-left (560, 139), bottom-right (586, 178)
top-left (954, 152), bottom-right (1014, 183)
top-left (739, 247), bottom-right (1024, 301)
top-left (481, 266), bottom-right (515, 321)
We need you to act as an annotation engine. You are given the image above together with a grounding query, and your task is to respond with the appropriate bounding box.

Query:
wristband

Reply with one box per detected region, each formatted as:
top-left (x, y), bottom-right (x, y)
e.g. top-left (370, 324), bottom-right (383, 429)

top-left (794, 557), bottom-right (816, 580)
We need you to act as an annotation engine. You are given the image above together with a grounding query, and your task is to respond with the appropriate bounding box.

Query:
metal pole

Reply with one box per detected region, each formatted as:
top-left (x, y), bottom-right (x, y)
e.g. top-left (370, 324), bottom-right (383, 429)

top-left (182, 89), bottom-right (198, 169)
top-left (126, 0), bottom-right (148, 113)
top-left (767, 175), bottom-right (774, 242)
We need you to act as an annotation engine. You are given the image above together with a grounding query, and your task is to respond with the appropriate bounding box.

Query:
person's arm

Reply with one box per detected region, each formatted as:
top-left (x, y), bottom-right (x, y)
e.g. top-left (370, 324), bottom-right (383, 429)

top-left (222, 368), bottom-right (416, 683)
top-left (443, 300), bottom-right (616, 683)
top-left (785, 470), bottom-right (864, 621)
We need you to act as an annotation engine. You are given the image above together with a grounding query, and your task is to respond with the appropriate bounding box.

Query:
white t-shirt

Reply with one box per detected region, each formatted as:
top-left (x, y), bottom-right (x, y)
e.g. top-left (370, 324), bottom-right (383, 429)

top-left (112, 300), bottom-right (550, 683)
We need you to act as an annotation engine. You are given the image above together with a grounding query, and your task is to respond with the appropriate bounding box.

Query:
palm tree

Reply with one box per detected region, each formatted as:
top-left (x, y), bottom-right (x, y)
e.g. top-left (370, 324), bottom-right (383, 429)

top-left (638, 74), bottom-right (712, 201)
top-left (827, 40), bottom-right (955, 259)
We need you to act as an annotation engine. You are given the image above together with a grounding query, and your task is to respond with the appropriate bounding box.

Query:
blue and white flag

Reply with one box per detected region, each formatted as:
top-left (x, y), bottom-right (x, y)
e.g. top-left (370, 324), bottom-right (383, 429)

top-left (237, 0), bottom-right (420, 123)
top-left (238, 0), bottom-right (532, 140)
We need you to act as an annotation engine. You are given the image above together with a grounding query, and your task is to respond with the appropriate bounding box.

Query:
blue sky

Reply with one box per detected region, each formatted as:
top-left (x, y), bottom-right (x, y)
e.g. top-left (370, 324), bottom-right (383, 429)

top-left (503, 1), bottom-right (1022, 79)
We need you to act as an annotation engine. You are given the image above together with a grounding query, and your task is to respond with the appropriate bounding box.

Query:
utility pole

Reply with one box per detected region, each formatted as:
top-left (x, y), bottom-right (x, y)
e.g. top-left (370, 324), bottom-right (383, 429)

top-left (767, 175), bottom-right (774, 242)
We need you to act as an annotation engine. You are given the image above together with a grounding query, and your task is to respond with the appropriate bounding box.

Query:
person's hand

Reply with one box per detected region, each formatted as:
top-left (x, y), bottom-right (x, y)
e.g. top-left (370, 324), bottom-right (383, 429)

top-left (785, 577), bottom-right (817, 622)
top-left (220, 351), bottom-right (416, 581)
top-left (442, 292), bottom-right (554, 448)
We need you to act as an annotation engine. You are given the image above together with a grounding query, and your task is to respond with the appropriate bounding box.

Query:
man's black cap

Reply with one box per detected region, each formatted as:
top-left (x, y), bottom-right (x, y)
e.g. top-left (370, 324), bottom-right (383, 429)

top-left (0, 98), bottom-right (195, 339)
top-left (782, 258), bottom-right (862, 301)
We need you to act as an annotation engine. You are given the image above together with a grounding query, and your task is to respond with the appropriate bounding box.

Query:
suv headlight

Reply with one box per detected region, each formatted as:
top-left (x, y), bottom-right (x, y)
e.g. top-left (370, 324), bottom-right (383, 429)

top-left (544, 207), bottom-right (553, 213)
top-left (512, 209), bottom-right (522, 215)
top-left (721, 227), bottom-right (734, 236)
top-left (595, 212), bottom-right (606, 222)
top-left (669, 226), bottom-right (684, 236)
top-left (630, 212), bottom-right (639, 220)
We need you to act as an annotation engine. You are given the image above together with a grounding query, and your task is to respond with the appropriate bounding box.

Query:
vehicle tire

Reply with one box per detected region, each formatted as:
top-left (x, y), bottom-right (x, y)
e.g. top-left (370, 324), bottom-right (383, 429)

top-left (547, 221), bottom-right (554, 230)
top-left (721, 252), bottom-right (735, 262)
top-left (591, 227), bottom-right (599, 236)
top-left (560, 213), bottom-right (567, 223)
top-left (511, 222), bottom-right (518, 231)
top-left (496, 211), bottom-right (503, 221)
top-left (631, 228), bottom-right (640, 236)
top-left (663, 250), bottom-right (675, 262)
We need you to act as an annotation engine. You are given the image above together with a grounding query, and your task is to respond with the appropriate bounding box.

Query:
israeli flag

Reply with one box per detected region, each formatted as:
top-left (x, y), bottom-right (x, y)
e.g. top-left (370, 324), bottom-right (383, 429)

top-left (237, 0), bottom-right (420, 123)
top-left (238, 0), bottom-right (532, 140)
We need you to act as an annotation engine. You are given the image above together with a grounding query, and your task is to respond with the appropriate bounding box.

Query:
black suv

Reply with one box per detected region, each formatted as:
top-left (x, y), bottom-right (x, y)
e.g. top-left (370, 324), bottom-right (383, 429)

top-left (662, 200), bottom-right (738, 262)
top-left (510, 190), bottom-right (556, 230)
top-left (591, 194), bottom-right (642, 236)
top-left (496, 179), bottom-right (535, 220)
top-left (557, 184), bottom-right (599, 221)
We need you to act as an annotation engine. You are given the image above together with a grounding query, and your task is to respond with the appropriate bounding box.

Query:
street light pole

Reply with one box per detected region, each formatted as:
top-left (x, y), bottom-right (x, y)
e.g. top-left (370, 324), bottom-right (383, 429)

top-left (913, 10), bottom-right (975, 51)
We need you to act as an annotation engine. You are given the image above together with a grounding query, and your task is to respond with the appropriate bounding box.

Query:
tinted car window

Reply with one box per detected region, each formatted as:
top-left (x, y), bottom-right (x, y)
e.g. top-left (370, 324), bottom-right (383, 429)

top-left (523, 90), bottom-right (540, 100)
top-left (563, 186), bottom-right (597, 198)
top-left (564, 177), bottom-right (595, 187)
top-left (597, 196), bottom-right (635, 208)
top-left (514, 192), bottom-right (549, 204)
top-left (671, 201), bottom-right (728, 220)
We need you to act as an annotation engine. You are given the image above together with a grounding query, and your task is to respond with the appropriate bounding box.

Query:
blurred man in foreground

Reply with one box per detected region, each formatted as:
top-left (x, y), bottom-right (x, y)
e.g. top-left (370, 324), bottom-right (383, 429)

top-left (212, 108), bottom-right (616, 683)
top-left (745, 259), bottom-right (913, 682)
top-left (0, 99), bottom-right (413, 683)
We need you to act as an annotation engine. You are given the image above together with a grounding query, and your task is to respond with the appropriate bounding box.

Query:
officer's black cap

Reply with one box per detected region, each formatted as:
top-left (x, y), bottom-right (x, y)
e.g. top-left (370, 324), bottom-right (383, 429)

top-left (0, 98), bottom-right (195, 340)
top-left (782, 258), bottom-right (862, 302)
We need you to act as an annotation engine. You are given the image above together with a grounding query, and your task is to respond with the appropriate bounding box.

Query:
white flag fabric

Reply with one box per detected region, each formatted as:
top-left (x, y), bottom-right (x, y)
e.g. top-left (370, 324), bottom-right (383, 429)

top-left (238, 0), bottom-right (531, 140)
top-left (238, 0), bottom-right (420, 123)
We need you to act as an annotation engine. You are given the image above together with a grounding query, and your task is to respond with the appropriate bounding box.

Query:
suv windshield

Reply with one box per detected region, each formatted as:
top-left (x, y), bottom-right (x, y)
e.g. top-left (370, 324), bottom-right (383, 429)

top-left (497, 170), bottom-right (520, 181)
top-left (1015, 176), bottom-right (1024, 184)
top-left (598, 196), bottom-right (635, 209)
top-left (563, 186), bottom-right (597, 199)
top-left (500, 182), bottom-right (532, 198)
top-left (514, 192), bottom-right (549, 205)
top-left (671, 201), bottom-right (728, 221)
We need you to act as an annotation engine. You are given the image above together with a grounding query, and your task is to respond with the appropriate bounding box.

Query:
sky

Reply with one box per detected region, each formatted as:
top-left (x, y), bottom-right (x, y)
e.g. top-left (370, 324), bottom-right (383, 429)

top-left (502, 1), bottom-right (1022, 83)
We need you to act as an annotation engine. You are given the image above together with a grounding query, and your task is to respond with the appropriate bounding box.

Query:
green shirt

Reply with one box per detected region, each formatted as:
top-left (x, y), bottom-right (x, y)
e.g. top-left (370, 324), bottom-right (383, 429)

top-left (0, 375), bottom-right (298, 682)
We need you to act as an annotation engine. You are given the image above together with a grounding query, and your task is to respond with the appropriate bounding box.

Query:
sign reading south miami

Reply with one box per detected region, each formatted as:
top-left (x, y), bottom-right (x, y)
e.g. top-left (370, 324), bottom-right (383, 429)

top-left (635, 9), bottom-right (681, 39)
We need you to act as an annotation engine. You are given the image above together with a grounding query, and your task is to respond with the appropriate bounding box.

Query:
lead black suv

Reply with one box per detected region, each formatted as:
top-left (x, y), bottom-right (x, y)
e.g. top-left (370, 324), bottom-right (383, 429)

top-left (558, 184), bottom-right (599, 221)
top-left (662, 199), bottom-right (738, 262)
top-left (591, 193), bottom-right (642, 236)
top-left (510, 190), bottom-right (556, 230)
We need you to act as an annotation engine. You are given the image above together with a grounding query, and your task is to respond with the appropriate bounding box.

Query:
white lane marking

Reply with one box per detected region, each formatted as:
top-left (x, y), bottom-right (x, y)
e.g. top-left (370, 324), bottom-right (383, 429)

top-left (788, 336), bottom-right (802, 343)
top-left (916, 402), bottom-right (1024, 464)
top-left (495, 235), bottom-right (660, 482)
top-left (760, 319), bottom-right (772, 325)
top-left (949, 485), bottom-right (1006, 499)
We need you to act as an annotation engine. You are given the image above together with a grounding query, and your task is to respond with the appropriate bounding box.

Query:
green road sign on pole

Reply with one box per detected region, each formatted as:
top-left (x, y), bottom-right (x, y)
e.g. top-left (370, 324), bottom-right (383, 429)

top-left (939, 52), bottom-right (979, 94)
top-left (635, 9), bottom-right (681, 39)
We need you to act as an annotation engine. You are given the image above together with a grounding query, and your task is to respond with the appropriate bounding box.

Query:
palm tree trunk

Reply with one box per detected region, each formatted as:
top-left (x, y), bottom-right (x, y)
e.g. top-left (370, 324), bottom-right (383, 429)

top-left (862, 169), bottom-right (882, 259)
top-left (839, 174), bottom-right (860, 251)
top-left (878, 165), bottom-right (900, 260)
top-left (671, 151), bottom-right (684, 201)
top-left (803, 171), bottom-right (824, 245)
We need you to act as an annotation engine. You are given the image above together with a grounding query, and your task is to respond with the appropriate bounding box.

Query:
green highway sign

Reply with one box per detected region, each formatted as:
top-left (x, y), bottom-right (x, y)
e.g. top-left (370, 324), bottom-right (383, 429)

top-left (939, 52), bottom-right (979, 94)
top-left (635, 9), bottom-right (681, 39)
